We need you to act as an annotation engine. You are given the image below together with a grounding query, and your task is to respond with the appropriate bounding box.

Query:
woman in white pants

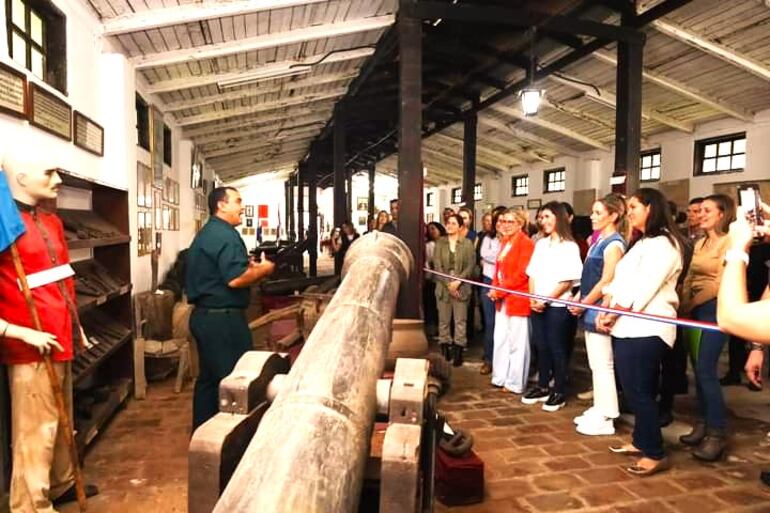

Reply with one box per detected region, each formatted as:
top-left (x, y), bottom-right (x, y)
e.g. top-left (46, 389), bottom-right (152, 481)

top-left (488, 209), bottom-right (535, 393)
top-left (568, 194), bottom-right (627, 435)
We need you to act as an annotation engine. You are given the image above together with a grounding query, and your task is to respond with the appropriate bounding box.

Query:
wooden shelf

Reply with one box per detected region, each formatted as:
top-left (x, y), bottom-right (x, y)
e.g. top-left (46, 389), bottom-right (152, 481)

top-left (74, 378), bottom-right (132, 455)
top-left (68, 235), bottom-right (130, 250)
top-left (76, 284), bottom-right (131, 315)
top-left (73, 331), bottom-right (132, 386)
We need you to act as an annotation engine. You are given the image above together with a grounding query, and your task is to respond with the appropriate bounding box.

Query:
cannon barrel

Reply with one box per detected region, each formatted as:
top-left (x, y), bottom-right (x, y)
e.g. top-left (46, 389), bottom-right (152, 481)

top-left (214, 232), bottom-right (413, 513)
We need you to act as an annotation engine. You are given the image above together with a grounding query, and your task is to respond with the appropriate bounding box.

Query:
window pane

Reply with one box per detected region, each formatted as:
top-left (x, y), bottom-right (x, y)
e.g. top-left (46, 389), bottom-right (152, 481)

top-left (652, 153), bottom-right (661, 166)
top-left (641, 155), bottom-right (651, 168)
top-left (12, 0), bottom-right (25, 29)
top-left (718, 141), bottom-right (732, 156)
top-left (731, 154), bottom-right (746, 170)
top-left (641, 168), bottom-right (650, 180)
top-left (31, 49), bottom-right (44, 79)
top-left (30, 11), bottom-right (44, 45)
top-left (717, 156), bottom-right (731, 171)
top-left (704, 144), bottom-right (717, 158)
top-left (703, 158), bottom-right (716, 173)
top-left (12, 33), bottom-right (27, 67)
top-left (733, 138), bottom-right (746, 154)
top-left (651, 166), bottom-right (660, 179)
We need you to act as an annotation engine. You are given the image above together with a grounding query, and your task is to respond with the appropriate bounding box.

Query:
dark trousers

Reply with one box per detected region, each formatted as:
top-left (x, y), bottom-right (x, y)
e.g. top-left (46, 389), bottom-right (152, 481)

top-left (190, 308), bottom-right (253, 430)
top-left (726, 335), bottom-right (748, 380)
top-left (659, 329), bottom-right (689, 410)
top-left (480, 276), bottom-right (497, 364)
top-left (614, 335), bottom-right (669, 460)
top-left (423, 279), bottom-right (438, 331)
top-left (692, 300), bottom-right (727, 430)
top-left (531, 307), bottom-right (571, 394)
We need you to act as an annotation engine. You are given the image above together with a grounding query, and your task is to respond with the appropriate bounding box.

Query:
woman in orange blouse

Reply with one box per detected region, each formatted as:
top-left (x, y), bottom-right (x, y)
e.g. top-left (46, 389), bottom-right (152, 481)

top-left (488, 209), bottom-right (535, 393)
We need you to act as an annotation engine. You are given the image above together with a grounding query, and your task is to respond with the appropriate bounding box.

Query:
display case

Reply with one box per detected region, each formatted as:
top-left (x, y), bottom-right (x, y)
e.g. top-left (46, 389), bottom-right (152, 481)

top-left (45, 169), bottom-right (133, 455)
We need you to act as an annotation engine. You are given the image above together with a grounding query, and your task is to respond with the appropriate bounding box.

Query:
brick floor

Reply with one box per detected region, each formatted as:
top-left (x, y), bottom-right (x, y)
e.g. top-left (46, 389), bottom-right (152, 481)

top-left (58, 348), bottom-right (770, 513)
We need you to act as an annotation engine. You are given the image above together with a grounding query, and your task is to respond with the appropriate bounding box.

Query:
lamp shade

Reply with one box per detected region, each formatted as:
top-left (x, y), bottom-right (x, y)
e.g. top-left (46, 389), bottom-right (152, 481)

top-left (520, 89), bottom-right (543, 116)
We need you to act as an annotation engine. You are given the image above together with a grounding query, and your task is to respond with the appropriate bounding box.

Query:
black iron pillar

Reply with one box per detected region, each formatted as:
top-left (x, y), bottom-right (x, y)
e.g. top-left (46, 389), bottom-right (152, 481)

top-left (333, 105), bottom-right (347, 274)
top-left (288, 174), bottom-right (295, 241)
top-left (346, 170), bottom-right (353, 222)
top-left (284, 180), bottom-right (290, 240)
top-left (396, 6), bottom-right (423, 319)
top-left (308, 159), bottom-right (319, 277)
top-left (297, 163), bottom-right (305, 244)
top-left (614, 10), bottom-right (645, 195)
top-left (462, 110), bottom-right (478, 225)
top-left (368, 164), bottom-right (376, 225)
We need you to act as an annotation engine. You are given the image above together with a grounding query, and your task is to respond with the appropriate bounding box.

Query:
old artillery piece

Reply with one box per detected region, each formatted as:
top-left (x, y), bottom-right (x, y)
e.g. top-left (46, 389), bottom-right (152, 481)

top-left (188, 232), bottom-right (442, 513)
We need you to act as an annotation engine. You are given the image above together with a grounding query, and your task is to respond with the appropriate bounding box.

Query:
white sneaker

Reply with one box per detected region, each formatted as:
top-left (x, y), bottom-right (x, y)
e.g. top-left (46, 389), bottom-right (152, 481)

top-left (576, 416), bottom-right (615, 436)
top-left (573, 406), bottom-right (600, 425)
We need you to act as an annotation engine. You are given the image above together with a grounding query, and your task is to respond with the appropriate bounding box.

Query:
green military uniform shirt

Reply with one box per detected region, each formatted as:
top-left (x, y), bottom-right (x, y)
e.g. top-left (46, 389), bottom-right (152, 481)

top-left (186, 216), bottom-right (250, 309)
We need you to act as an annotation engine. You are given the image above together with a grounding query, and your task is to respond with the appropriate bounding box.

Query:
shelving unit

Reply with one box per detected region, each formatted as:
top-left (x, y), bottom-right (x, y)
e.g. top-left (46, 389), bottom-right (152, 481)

top-left (46, 169), bottom-right (134, 456)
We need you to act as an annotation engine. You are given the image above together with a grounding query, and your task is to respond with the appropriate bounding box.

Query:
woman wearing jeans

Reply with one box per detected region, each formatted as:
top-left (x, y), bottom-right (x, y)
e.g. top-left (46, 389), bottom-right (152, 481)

top-left (598, 188), bottom-right (684, 476)
top-left (568, 194), bottom-right (627, 436)
top-left (478, 212), bottom-right (502, 375)
top-left (679, 194), bottom-right (735, 461)
top-left (489, 209), bottom-right (535, 393)
top-left (522, 202), bottom-right (582, 412)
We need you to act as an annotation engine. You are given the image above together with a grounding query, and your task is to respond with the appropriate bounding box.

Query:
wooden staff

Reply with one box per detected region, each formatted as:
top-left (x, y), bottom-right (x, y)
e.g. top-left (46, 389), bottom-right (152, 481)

top-left (9, 243), bottom-right (87, 512)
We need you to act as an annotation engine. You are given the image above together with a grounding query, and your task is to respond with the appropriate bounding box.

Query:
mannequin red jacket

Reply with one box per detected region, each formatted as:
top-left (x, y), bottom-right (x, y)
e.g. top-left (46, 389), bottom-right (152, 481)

top-left (0, 205), bottom-right (75, 364)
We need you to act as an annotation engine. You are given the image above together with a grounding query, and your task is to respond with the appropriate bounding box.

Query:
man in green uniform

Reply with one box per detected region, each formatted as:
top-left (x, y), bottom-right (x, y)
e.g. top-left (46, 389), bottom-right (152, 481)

top-left (187, 187), bottom-right (274, 430)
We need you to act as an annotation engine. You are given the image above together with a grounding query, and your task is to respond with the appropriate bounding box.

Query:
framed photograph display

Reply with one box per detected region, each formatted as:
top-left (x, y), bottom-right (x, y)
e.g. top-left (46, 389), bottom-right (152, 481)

top-left (0, 61), bottom-right (28, 119)
top-left (137, 164), bottom-right (146, 207)
top-left (245, 205), bottom-right (254, 217)
top-left (150, 106), bottom-right (164, 185)
top-left (356, 197), bottom-right (368, 211)
top-left (73, 111), bottom-right (104, 156)
top-left (154, 190), bottom-right (162, 230)
top-left (29, 83), bottom-right (72, 141)
top-left (162, 204), bottom-right (170, 231)
top-left (174, 182), bottom-right (180, 205)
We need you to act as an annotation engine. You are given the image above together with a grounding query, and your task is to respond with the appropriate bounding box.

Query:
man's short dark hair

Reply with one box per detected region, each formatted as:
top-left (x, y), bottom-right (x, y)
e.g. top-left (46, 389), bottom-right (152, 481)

top-left (208, 187), bottom-right (238, 215)
top-left (689, 197), bottom-right (704, 205)
top-left (390, 198), bottom-right (399, 206)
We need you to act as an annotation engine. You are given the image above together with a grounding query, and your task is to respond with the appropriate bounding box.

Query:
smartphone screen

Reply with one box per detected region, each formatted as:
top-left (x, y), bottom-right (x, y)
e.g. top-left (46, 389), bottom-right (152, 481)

top-left (739, 188), bottom-right (757, 213)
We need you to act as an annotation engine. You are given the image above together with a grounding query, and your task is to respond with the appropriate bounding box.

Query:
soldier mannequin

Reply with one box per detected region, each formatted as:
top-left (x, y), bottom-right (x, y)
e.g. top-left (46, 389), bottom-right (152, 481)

top-left (0, 154), bottom-right (96, 512)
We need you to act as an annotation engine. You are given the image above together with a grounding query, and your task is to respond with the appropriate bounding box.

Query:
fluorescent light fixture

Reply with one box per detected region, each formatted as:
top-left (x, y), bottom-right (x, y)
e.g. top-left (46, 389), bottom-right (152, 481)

top-left (520, 89), bottom-right (543, 116)
top-left (217, 67), bottom-right (312, 90)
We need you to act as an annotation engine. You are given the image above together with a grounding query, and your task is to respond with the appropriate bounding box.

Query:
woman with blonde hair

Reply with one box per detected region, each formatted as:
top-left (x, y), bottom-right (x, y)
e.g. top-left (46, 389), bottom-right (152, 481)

top-left (488, 208), bottom-right (535, 393)
top-left (678, 194), bottom-right (735, 461)
top-left (568, 194), bottom-right (627, 435)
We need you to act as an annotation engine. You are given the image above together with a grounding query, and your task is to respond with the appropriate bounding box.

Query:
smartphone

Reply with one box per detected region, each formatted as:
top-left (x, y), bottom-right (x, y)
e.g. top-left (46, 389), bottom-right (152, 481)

top-left (737, 184), bottom-right (763, 226)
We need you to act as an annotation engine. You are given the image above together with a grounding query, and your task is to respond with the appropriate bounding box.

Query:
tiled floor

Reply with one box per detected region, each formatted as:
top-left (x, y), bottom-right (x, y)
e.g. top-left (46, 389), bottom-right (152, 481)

top-left (61, 345), bottom-right (770, 513)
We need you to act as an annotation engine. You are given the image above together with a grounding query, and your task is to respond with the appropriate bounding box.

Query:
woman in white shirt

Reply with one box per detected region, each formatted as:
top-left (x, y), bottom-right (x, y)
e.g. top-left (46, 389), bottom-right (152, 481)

top-left (523, 202), bottom-right (583, 412)
top-left (597, 188), bottom-right (685, 477)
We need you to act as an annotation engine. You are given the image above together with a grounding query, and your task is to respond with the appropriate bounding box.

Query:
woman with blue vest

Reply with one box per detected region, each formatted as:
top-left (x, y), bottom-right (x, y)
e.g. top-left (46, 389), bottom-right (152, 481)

top-left (568, 194), bottom-right (627, 436)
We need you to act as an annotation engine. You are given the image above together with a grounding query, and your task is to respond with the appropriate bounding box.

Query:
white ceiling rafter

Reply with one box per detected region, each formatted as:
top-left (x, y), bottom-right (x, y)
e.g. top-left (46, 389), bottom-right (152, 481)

top-left (202, 129), bottom-right (321, 158)
top-left (215, 154), bottom-right (305, 178)
top-left (423, 141), bottom-right (505, 173)
top-left (144, 47), bottom-right (375, 94)
top-left (466, 127), bottom-right (554, 163)
top-left (183, 109), bottom-right (320, 139)
top-left (547, 73), bottom-right (694, 133)
top-left (431, 133), bottom-right (525, 166)
top-left (190, 115), bottom-right (328, 145)
top-left (165, 72), bottom-right (358, 113)
top-left (478, 115), bottom-right (581, 158)
top-left (102, 0), bottom-right (327, 36)
top-left (133, 15), bottom-right (394, 70)
top-left (652, 19), bottom-right (770, 84)
top-left (421, 146), bottom-right (499, 177)
top-left (177, 92), bottom-right (344, 127)
top-left (209, 148), bottom-right (308, 171)
top-left (590, 51), bottom-right (754, 122)
top-left (491, 104), bottom-right (612, 151)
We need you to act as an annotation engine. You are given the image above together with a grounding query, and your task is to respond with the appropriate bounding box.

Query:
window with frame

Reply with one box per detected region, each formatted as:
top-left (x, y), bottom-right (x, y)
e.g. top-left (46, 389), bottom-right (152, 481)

top-left (473, 183), bottom-right (482, 201)
top-left (639, 150), bottom-right (661, 182)
top-left (451, 187), bottom-right (462, 204)
top-left (695, 133), bottom-right (746, 175)
top-left (426, 192), bottom-right (434, 207)
top-left (163, 124), bottom-right (172, 166)
top-left (543, 168), bottom-right (566, 193)
top-left (511, 175), bottom-right (529, 197)
top-left (136, 94), bottom-right (150, 151)
top-left (6, 0), bottom-right (67, 93)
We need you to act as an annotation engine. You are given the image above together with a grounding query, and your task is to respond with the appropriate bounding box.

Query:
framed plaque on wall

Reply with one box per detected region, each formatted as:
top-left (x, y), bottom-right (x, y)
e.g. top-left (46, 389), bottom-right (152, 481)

top-left (28, 83), bottom-right (71, 141)
top-left (150, 106), bottom-right (165, 185)
top-left (73, 111), bottom-right (104, 156)
top-left (0, 62), bottom-right (27, 119)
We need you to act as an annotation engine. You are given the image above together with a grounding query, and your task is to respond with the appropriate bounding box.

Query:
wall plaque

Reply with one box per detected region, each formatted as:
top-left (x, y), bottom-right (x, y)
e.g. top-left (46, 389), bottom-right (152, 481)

top-left (29, 83), bottom-right (71, 141)
top-left (0, 62), bottom-right (27, 119)
top-left (73, 111), bottom-right (104, 156)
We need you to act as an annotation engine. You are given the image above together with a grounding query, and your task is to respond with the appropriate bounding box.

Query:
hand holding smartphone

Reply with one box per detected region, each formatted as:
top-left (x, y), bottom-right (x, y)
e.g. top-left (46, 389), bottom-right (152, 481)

top-left (737, 184), bottom-right (765, 238)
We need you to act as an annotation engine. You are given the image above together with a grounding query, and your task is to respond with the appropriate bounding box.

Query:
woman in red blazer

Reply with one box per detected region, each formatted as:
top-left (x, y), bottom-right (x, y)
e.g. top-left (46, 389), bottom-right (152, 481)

top-left (488, 208), bottom-right (535, 393)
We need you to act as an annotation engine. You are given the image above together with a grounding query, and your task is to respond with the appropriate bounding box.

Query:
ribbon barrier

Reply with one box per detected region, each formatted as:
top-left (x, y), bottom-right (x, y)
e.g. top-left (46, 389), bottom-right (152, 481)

top-left (424, 268), bottom-right (723, 334)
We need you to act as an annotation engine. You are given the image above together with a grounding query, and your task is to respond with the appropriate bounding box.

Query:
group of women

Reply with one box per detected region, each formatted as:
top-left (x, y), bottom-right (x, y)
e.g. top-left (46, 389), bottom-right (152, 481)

top-left (427, 188), bottom-right (738, 477)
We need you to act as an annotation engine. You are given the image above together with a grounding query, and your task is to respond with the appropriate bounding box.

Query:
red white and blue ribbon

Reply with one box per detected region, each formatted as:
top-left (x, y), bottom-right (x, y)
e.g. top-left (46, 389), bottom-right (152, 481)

top-left (424, 268), bottom-right (723, 333)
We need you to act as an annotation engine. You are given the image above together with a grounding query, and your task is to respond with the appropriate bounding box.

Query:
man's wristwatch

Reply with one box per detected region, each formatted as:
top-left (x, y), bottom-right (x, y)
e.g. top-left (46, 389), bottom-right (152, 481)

top-left (748, 342), bottom-right (765, 352)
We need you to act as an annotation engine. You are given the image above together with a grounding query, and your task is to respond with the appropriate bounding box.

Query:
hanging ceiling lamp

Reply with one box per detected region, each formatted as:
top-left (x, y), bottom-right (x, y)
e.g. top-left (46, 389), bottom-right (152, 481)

top-left (520, 27), bottom-right (543, 116)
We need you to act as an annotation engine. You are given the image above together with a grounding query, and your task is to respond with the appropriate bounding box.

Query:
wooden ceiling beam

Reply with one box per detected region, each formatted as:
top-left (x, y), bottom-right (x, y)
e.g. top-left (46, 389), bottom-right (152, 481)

top-left (209, 147), bottom-right (308, 169)
top-left (478, 114), bottom-right (581, 157)
top-left (103, 0), bottom-right (327, 36)
top-left (591, 50), bottom-right (754, 122)
top-left (192, 116), bottom-right (328, 145)
top-left (144, 47), bottom-right (375, 94)
top-left (202, 127), bottom-right (322, 157)
top-left (183, 109), bottom-right (320, 138)
top-left (133, 15), bottom-right (394, 69)
top-left (432, 133), bottom-right (525, 166)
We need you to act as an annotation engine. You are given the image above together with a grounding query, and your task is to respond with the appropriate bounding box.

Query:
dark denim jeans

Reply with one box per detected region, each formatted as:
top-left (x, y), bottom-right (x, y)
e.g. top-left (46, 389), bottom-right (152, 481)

top-left (530, 306), bottom-right (571, 395)
top-left (613, 335), bottom-right (669, 460)
top-left (692, 299), bottom-right (728, 430)
top-left (480, 275), bottom-right (497, 364)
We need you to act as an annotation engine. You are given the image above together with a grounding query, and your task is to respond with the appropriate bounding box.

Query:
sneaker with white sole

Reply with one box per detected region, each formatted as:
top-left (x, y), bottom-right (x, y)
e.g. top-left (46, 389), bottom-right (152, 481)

top-left (576, 416), bottom-right (615, 436)
top-left (542, 392), bottom-right (566, 412)
top-left (573, 406), bottom-right (600, 425)
top-left (521, 386), bottom-right (550, 405)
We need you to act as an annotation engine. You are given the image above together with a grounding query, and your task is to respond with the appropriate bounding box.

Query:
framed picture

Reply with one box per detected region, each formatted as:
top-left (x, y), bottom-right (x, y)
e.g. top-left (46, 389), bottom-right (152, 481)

top-left (245, 205), bottom-right (254, 217)
top-left (162, 204), bottom-right (170, 230)
top-left (356, 197), bottom-right (368, 211)
top-left (358, 215), bottom-right (367, 226)
top-left (246, 218), bottom-right (253, 228)
top-left (526, 199), bottom-right (542, 209)
top-left (163, 177), bottom-right (170, 201)
top-left (154, 190), bottom-right (163, 229)
top-left (174, 182), bottom-right (180, 205)
top-left (137, 163), bottom-right (146, 207)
